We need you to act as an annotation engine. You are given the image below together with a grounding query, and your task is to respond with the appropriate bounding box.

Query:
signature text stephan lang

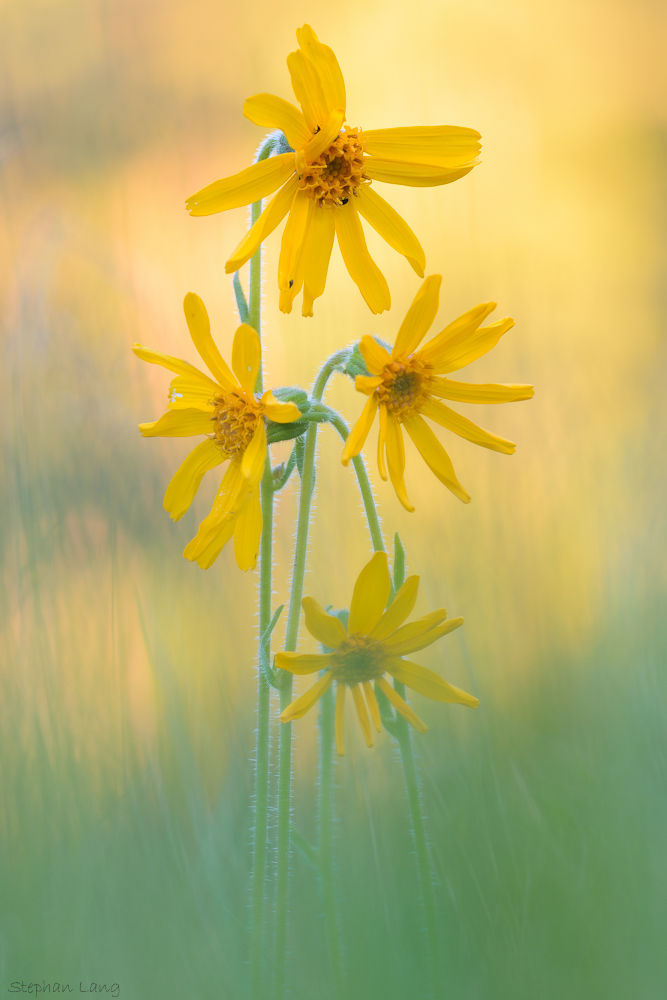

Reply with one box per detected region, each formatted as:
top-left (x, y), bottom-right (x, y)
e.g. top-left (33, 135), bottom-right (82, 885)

top-left (9, 984), bottom-right (119, 996)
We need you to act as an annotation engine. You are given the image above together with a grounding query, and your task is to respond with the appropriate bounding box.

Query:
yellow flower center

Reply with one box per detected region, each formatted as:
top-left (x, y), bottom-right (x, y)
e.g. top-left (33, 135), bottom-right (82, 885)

top-left (210, 391), bottom-right (261, 457)
top-left (297, 127), bottom-right (368, 207)
top-left (377, 359), bottom-right (434, 422)
top-left (332, 634), bottom-right (385, 685)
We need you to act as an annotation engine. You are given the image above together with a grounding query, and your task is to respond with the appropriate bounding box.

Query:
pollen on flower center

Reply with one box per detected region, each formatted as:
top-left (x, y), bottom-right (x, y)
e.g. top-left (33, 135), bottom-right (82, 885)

top-left (376, 359), bottom-right (435, 422)
top-left (210, 391), bottom-right (261, 457)
top-left (298, 127), bottom-right (369, 207)
top-left (332, 634), bottom-right (385, 685)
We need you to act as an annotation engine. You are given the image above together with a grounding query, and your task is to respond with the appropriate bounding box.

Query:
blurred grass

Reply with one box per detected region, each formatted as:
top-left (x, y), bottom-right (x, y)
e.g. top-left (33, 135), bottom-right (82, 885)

top-left (1, 0), bottom-right (666, 997)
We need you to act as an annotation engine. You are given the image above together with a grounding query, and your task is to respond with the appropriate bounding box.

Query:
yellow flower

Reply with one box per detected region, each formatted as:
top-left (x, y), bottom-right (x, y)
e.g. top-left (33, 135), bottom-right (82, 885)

top-left (277, 552), bottom-right (478, 755)
top-left (342, 275), bottom-right (534, 511)
top-left (185, 24), bottom-right (481, 317)
top-left (133, 293), bottom-right (300, 570)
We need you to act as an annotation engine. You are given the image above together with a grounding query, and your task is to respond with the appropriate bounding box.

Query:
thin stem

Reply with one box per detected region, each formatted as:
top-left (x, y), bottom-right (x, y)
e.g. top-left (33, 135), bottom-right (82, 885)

top-left (248, 129), bottom-right (278, 1000)
top-left (328, 412), bottom-right (384, 554)
top-left (251, 460), bottom-right (274, 999)
top-left (318, 684), bottom-right (345, 998)
top-left (273, 417), bottom-right (319, 999)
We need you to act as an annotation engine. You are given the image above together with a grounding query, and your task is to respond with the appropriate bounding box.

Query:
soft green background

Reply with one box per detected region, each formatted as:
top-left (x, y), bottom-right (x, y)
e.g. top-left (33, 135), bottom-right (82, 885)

top-left (1, 0), bottom-right (665, 997)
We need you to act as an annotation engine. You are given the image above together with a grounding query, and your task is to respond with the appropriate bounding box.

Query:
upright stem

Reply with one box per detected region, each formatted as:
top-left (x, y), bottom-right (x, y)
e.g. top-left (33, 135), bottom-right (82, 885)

top-left (318, 684), bottom-right (345, 997)
top-left (249, 131), bottom-right (276, 1000)
top-left (250, 460), bottom-right (274, 999)
top-left (394, 702), bottom-right (441, 995)
top-left (273, 417), bottom-right (319, 999)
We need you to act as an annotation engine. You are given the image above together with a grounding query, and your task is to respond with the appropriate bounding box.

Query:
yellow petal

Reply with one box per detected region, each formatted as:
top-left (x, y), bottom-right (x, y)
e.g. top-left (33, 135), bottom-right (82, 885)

top-left (168, 374), bottom-right (216, 411)
top-left (233, 490), bottom-right (262, 571)
top-left (421, 398), bottom-right (516, 454)
top-left (348, 551), bottom-right (391, 636)
top-left (302, 597), bottom-right (348, 648)
top-left (376, 676), bottom-right (427, 735)
top-left (363, 126), bottom-right (481, 168)
top-left (383, 616), bottom-right (463, 656)
top-left (301, 207), bottom-right (335, 316)
top-left (392, 275), bottom-right (442, 357)
top-left (335, 683), bottom-right (346, 756)
top-left (355, 186), bottom-right (425, 278)
top-left (359, 335), bottom-right (392, 376)
top-left (199, 457), bottom-right (247, 526)
top-left (225, 176), bottom-right (298, 274)
top-left (242, 93), bottom-right (311, 149)
top-left (132, 343), bottom-right (218, 390)
top-left (333, 203), bottom-right (391, 314)
top-left (385, 658), bottom-right (478, 708)
top-left (163, 438), bottom-right (223, 522)
top-left (278, 189), bottom-right (312, 292)
top-left (355, 375), bottom-right (382, 396)
top-left (296, 25), bottom-right (346, 117)
top-left (363, 681), bottom-right (382, 732)
top-left (430, 378), bottom-right (535, 404)
top-left (402, 414), bottom-right (470, 503)
top-left (369, 575), bottom-right (420, 641)
top-left (351, 684), bottom-right (374, 748)
top-left (261, 390), bottom-right (301, 423)
top-left (380, 608), bottom-right (449, 652)
top-left (365, 159), bottom-right (477, 187)
top-left (417, 303), bottom-right (510, 372)
top-left (341, 393), bottom-right (379, 466)
top-left (183, 293), bottom-right (236, 389)
top-left (231, 323), bottom-right (261, 394)
top-left (241, 420), bottom-right (267, 486)
top-left (280, 670), bottom-right (334, 722)
top-left (276, 652), bottom-right (334, 675)
top-left (139, 408), bottom-right (213, 437)
top-left (186, 152), bottom-right (296, 216)
top-left (302, 107), bottom-right (345, 162)
top-left (377, 403), bottom-right (388, 481)
top-left (385, 414), bottom-right (414, 512)
top-left (183, 513), bottom-right (236, 570)
top-left (286, 47), bottom-right (328, 132)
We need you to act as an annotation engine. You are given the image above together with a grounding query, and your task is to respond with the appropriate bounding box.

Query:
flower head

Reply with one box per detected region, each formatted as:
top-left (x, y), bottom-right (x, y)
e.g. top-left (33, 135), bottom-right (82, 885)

top-left (277, 552), bottom-right (478, 755)
top-left (342, 275), bottom-right (534, 510)
top-left (134, 294), bottom-right (300, 570)
top-left (186, 25), bottom-right (481, 317)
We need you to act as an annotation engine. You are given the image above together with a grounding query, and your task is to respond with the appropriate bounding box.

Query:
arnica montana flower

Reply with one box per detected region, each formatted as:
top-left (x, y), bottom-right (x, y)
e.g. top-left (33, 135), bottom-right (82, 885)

top-left (342, 275), bottom-right (534, 510)
top-left (185, 25), bottom-right (480, 317)
top-left (277, 552), bottom-right (478, 755)
top-left (133, 294), bottom-right (300, 570)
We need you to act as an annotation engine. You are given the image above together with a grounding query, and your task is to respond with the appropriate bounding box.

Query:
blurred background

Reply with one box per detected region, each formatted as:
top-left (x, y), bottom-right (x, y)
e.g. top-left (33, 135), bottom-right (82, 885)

top-left (1, 0), bottom-right (666, 996)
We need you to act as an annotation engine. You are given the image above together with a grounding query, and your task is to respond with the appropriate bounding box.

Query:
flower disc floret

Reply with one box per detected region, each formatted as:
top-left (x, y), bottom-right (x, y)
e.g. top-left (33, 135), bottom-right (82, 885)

top-left (297, 126), bottom-right (368, 207)
top-left (377, 359), bottom-right (434, 422)
top-left (211, 391), bottom-right (262, 457)
top-left (331, 634), bottom-right (385, 684)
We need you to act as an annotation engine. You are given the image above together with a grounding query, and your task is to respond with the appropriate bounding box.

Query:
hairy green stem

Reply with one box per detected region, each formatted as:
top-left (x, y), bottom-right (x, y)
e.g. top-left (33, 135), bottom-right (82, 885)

top-left (249, 130), bottom-right (277, 1000)
top-left (327, 412), bottom-right (384, 554)
top-left (273, 415), bottom-right (318, 999)
top-left (318, 684), bottom-right (346, 998)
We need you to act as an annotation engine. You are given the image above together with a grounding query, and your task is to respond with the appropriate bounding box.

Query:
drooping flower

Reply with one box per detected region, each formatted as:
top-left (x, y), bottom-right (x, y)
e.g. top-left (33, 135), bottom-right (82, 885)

top-left (134, 294), bottom-right (300, 570)
top-left (277, 552), bottom-right (477, 755)
top-left (186, 25), bottom-right (481, 317)
top-left (342, 275), bottom-right (534, 510)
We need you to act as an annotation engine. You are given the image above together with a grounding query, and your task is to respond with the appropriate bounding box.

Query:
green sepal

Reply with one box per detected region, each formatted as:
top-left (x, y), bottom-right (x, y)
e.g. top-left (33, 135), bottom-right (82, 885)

top-left (271, 385), bottom-right (311, 413)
